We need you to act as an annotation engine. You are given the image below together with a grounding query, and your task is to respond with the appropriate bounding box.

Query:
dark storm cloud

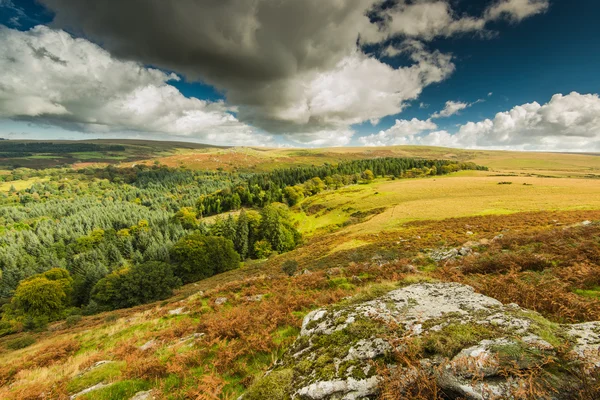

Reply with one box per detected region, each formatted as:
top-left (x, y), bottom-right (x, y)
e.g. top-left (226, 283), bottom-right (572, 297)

top-left (25, 0), bottom-right (550, 144)
top-left (40, 0), bottom-right (379, 87)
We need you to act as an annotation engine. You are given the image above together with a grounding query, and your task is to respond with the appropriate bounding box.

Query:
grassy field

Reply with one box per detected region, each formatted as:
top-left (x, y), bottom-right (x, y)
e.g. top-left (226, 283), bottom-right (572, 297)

top-left (0, 177), bottom-right (48, 192)
top-left (291, 170), bottom-right (600, 237)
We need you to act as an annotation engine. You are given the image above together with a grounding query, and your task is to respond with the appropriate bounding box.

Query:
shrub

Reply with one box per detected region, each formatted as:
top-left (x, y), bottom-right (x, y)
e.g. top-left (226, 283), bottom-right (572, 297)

top-left (5, 335), bottom-right (36, 350)
top-left (65, 315), bottom-right (82, 328)
top-left (171, 234), bottom-right (240, 283)
top-left (282, 260), bottom-right (299, 277)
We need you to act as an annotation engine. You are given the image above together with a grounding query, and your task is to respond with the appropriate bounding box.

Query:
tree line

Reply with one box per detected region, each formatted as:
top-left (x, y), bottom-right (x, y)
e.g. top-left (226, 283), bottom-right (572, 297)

top-left (197, 158), bottom-right (486, 215)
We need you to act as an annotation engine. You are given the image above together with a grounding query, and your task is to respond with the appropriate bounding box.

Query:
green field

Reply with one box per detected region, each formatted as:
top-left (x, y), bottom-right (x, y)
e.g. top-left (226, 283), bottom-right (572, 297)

top-left (290, 171), bottom-right (600, 237)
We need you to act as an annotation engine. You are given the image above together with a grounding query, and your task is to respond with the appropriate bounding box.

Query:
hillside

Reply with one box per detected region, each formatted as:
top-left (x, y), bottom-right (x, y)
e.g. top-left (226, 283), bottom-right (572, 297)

top-left (0, 142), bottom-right (599, 399)
top-left (2, 139), bottom-right (600, 178)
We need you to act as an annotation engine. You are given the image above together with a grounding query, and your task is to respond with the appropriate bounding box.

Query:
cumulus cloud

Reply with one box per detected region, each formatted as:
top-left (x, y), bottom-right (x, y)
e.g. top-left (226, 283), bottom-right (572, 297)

top-left (0, 26), bottom-right (272, 146)
top-left (359, 118), bottom-right (437, 146)
top-left (34, 0), bottom-right (547, 143)
top-left (241, 44), bottom-right (454, 137)
top-left (371, 92), bottom-right (600, 151)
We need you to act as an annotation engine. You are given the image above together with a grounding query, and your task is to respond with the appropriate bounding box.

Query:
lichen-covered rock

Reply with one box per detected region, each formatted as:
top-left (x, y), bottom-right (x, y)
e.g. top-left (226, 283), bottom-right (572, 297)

top-left (245, 282), bottom-right (600, 400)
top-left (568, 322), bottom-right (600, 367)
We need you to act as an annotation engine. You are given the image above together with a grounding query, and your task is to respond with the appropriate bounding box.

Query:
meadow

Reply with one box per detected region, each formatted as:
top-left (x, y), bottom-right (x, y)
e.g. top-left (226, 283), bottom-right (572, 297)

top-left (0, 142), bottom-right (599, 399)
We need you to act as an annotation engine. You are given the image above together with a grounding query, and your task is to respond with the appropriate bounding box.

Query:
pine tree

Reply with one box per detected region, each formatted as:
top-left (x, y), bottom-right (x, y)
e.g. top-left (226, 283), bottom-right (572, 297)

top-left (235, 209), bottom-right (249, 259)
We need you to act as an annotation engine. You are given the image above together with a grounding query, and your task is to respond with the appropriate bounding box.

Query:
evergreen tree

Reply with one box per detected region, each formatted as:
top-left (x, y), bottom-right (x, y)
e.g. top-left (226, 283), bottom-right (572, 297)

top-left (235, 209), bottom-right (249, 259)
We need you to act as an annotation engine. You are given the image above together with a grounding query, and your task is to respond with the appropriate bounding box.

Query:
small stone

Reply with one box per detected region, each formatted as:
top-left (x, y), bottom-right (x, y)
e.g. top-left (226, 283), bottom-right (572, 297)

top-left (130, 390), bottom-right (154, 400)
top-left (581, 220), bottom-right (592, 226)
top-left (77, 360), bottom-right (114, 377)
top-left (466, 231), bottom-right (474, 236)
top-left (70, 383), bottom-right (113, 399)
top-left (458, 247), bottom-right (472, 256)
top-left (139, 339), bottom-right (156, 351)
top-left (214, 297), bottom-right (228, 306)
top-left (243, 295), bottom-right (263, 302)
top-left (168, 307), bottom-right (187, 315)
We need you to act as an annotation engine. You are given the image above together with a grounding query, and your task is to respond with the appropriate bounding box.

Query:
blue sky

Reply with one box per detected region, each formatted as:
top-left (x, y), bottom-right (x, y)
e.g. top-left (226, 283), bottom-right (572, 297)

top-left (1, 0), bottom-right (600, 150)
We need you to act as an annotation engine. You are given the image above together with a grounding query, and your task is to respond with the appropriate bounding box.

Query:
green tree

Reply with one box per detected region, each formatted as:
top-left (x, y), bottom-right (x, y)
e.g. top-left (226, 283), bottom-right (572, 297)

top-left (172, 207), bottom-right (198, 229)
top-left (8, 269), bottom-right (73, 323)
top-left (235, 209), bottom-right (250, 259)
top-left (259, 203), bottom-right (301, 253)
top-left (283, 185), bottom-right (304, 206)
top-left (254, 240), bottom-right (273, 259)
top-left (171, 234), bottom-right (240, 283)
top-left (91, 262), bottom-right (181, 310)
top-left (361, 169), bottom-right (375, 182)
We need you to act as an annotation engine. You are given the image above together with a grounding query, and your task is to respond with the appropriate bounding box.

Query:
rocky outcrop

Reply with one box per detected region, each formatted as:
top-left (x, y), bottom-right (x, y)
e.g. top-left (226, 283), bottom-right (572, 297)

top-left (244, 282), bottom-right (600, 400)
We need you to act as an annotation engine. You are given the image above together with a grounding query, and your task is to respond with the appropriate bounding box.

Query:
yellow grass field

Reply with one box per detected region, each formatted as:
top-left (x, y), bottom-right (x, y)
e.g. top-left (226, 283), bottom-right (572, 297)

top-left (0, 177), bottom-right (47, 192)
top-left (292, 171), bottom-right (600, 237)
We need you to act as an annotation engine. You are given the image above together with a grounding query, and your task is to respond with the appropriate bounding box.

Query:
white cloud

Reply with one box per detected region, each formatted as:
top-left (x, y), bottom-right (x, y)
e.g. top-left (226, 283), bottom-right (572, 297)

top-left (0, 25), bottom-right (272, 146)
top-left (377, 92), bottom-right (600, 151)
top-left (374, 0), bottom-right (549, 43)
top-left (359, 118), bottom-right (437, 146)
top-left (431, 98), bottom-right (484, 118)
top-left (431, 101), bottom-right (470, 118)
top-left (486, 0), bottom-right (550, 22)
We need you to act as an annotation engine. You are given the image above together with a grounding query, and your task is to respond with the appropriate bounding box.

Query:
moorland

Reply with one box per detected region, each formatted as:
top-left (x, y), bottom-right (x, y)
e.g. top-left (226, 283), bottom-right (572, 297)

top-left (0, 140), bottom-right (599, 399)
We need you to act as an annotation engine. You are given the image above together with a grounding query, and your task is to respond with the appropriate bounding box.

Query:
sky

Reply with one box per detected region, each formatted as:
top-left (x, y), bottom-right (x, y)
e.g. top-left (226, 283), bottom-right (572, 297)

top-left (1, 0), bottom-right (599, 150)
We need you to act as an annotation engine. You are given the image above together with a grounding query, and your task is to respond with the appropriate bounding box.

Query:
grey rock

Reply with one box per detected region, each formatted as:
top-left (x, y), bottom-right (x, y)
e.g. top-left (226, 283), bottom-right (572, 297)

top-left (297, 376), bottom-right (380, 399)
top-left (247, 283), bottom-right (600, 400)
top-left (244, 295), bottom-right (264, 302)
top-left (139, 339), bottom-right (156, 351)
top-left (70, 383), bottom-right (113, 399)
top-left (567, 321), bottom-right (600, 367)
top-left (77, 360), bottom-right (113, 377)
top-left (215, 297), bottom-right (228, 306)
top-left (168, 307), bottom-right (187, 315)
top-left (130, 390), bottom-right (154, 400)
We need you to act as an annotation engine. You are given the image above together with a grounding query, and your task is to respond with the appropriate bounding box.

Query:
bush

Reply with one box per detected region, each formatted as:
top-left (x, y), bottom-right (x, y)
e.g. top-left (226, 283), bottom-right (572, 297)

top-left (171, 234), bottom-right (240, 283)
top-left (281, 260), bottom-right (299, 277)
top-left (92, 261), bottom-right (181, 310)
top-left (65, 315), bottom-right (82, 328)
top-left (22, 314), bottom-right (48, 332)
top-left (5, 335), bottom-right (36, 350)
